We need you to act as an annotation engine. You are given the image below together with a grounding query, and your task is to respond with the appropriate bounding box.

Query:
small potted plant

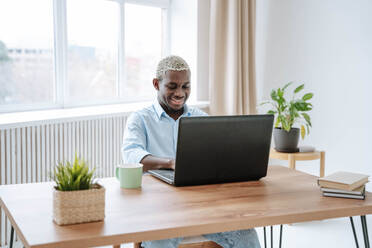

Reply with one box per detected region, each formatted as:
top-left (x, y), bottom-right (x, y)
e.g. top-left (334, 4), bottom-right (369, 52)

top-left (261, 82), bottom-right (313, 152)
top-left (51, 155), bottom-right (105, 225)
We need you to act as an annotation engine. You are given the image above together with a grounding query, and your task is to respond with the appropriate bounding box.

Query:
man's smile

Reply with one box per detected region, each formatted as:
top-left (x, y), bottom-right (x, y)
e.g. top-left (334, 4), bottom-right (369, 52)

top-left (169, 97), bottom-right (184, 106)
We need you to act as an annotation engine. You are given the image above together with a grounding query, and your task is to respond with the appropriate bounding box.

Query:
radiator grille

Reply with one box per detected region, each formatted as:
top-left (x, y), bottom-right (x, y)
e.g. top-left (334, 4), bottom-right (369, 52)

top-left (0, 115), bottom-right (127, 247)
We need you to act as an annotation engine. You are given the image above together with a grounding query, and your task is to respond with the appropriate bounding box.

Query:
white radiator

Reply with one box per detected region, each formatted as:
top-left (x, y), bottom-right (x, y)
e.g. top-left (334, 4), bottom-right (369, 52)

top-left (0, 115), bottom-right (128, 247)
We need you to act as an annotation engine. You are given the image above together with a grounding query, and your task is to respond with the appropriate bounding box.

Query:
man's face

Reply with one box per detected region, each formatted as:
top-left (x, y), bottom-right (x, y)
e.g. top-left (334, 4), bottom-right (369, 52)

top-left (153, 70), bottom-right (190, 112)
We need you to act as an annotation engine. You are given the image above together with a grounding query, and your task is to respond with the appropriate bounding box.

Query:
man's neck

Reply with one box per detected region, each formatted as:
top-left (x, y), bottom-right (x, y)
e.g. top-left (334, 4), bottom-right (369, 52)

top-left (159, 102), bottom-right (184, 121)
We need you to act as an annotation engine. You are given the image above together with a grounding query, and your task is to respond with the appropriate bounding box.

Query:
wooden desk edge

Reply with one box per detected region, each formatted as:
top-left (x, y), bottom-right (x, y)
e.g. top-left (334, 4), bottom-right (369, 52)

top-left (21, 205), bottom-right (372, 248)
top-left (0, 198), bottom-right (30, 248)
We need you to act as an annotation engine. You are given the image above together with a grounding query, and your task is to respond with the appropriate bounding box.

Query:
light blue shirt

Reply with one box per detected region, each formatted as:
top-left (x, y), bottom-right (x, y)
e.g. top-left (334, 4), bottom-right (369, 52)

top-left (122, 101), bottom-right (207, 163)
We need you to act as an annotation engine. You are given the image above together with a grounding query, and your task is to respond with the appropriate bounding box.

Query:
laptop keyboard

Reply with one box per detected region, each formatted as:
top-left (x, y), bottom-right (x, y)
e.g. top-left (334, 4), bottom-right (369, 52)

top-left (154, 169), bottom-right (175, 181)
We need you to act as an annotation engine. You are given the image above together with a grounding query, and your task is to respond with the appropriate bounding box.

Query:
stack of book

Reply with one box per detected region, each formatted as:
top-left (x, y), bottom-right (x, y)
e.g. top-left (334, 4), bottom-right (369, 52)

top-left (317, 171), bottom-right (369, 200)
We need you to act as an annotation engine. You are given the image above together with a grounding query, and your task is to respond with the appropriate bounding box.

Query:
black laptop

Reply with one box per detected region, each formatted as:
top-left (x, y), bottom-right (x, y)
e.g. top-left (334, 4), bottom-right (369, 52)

top-left (148, 115), bottom-right (274, 186)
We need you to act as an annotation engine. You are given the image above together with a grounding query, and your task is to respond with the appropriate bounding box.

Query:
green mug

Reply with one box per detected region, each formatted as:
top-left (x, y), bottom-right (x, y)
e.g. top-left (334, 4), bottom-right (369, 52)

top-left (115, 164), bottom-right (143, 189)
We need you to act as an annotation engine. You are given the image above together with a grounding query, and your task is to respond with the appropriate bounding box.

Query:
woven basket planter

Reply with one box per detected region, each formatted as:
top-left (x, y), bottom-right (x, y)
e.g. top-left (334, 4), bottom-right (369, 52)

top-left (53, 183), bottom-right (105, 225)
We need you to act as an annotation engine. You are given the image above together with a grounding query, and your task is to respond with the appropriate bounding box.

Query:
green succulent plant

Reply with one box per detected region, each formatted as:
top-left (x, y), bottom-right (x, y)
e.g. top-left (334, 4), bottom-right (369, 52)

top-left (52, 155), bottom-right (96, 191)
top-left (261, 82), bottom-right (313, 139)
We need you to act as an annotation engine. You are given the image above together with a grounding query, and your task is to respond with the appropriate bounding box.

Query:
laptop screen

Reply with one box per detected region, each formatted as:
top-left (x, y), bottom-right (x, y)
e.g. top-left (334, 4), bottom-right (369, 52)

top-left (173, 115), bottom-right (274, 186)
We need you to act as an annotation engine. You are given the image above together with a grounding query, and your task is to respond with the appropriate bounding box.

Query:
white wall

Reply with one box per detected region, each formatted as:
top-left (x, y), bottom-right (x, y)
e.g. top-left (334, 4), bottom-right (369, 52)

top-left (256, 0), bottom-right (372, 185)
top-left (170, 0), bottom-right (198, 102)
top-left (197, 0), bottom-right (210, 101)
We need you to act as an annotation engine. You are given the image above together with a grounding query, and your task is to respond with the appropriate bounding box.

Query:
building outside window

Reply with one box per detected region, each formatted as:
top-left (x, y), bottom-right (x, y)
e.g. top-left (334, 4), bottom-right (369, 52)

top-left (0, 0), bottom-right (170, 113)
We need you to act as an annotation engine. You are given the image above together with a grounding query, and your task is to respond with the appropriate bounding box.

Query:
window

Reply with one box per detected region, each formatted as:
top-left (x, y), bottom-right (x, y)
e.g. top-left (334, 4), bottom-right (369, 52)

top-left (0, 0), bottom-right (169, 112)
top-left (0, 0), bottom-right (54, 107)
top-left (124, 3), bottom-right (162, 101)
top-left (66, 0), bottom-right (119, 103)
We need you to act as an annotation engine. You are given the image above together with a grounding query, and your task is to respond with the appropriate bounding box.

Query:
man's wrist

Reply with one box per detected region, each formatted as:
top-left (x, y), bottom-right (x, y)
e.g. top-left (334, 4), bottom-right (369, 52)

top-left (167, 159), bottom-right (175, 170)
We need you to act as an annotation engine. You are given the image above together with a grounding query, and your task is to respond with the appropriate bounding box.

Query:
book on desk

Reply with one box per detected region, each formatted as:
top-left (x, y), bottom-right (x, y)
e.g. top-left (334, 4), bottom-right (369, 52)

top-left (318, 171), bottom-right (369, 200)
top-left (321, 185), bottom-right (366, 200)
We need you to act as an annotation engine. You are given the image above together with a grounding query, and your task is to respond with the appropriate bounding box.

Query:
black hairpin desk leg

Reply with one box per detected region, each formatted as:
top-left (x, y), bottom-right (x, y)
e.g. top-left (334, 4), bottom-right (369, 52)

top-left (361, 215), bottom-right (370, 248)
top-left (350, 216), bottom-right (370, 248)
top-left (350, 217), bottom-right (360, 248)
top-left (10, 225), bottom-right (14, 248)
top-left (263, 225), bottom-right (283, 248)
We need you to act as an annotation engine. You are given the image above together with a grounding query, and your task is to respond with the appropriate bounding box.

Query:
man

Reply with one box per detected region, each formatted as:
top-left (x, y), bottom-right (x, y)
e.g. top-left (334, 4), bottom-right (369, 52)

top-left (122, 55), bottom-right (261, 248)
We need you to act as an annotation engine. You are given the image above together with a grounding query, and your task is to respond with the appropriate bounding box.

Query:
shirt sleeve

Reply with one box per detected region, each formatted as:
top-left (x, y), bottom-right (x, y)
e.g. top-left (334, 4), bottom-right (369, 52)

top-left (121, 112), bottom-right (151, 164)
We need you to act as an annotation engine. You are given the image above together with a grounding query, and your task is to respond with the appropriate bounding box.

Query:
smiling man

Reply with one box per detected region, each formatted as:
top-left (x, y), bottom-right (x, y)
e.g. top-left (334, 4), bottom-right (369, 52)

top-left (122, 55), bottom-right (207, 172)
top-left (122, 55), bottom-right (260, 248)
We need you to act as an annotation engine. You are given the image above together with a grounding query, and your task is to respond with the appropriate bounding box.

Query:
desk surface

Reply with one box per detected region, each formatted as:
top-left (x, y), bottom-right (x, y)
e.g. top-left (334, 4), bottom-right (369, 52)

top-left (1, 166), bottom-right (372, 248)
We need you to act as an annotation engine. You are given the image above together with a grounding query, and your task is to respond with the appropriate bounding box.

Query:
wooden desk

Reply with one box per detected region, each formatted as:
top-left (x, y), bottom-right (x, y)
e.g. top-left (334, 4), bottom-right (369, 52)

top-left (0, 166), bottom-right (371, 248)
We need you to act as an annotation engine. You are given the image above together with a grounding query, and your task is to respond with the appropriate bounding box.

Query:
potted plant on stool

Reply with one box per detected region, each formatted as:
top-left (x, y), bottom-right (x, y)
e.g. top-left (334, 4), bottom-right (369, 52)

top-left (261, 82), bottom-right (313, 152)
top-left (51, 155), bottom-right (105, 225)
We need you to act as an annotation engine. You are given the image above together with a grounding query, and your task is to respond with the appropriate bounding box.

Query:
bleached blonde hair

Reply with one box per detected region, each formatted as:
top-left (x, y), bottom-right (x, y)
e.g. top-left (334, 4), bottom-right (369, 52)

top-left (156, 55), bottom-right (190, 81)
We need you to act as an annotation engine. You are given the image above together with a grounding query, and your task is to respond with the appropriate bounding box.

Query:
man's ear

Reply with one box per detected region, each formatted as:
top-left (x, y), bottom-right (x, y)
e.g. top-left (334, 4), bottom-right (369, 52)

top-left (153, 78), bottom-right (160, 90)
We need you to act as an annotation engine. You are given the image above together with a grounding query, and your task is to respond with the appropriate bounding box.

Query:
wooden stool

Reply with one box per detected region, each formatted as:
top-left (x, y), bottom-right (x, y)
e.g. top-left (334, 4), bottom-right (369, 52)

top-left (269, 149), bottom-right (325, 177)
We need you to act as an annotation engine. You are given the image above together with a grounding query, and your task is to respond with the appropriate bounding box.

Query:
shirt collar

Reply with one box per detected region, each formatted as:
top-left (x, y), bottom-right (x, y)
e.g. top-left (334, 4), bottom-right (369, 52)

top-left (153, 100), bottom-right (165, 119)
top-left (153, 100), bottom-right (191, 120)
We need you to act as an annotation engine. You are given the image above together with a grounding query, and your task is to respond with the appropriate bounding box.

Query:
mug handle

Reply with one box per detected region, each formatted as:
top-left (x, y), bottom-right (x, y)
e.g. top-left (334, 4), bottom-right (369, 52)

top-left (115, 167), bottom-right (119, 180)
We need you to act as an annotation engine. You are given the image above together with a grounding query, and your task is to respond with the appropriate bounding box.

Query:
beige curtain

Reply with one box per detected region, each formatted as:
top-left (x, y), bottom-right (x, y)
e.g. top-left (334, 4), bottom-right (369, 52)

top-left (209, 0), bottom-right (256, 115)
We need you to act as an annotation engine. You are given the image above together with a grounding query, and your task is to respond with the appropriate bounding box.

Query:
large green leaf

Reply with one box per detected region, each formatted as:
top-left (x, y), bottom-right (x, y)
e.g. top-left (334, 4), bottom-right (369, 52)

top-left (289, 105), bottom-right (298, 120)
top-left (302, 93), bottom-right (313, 101)
top-left (302, 113), bottom-right (312, 127)
top-left (293, 100), bottom-right (307, 111)
top-left (294, 84), bottom-right (304, 93)
top-left (279, 115), bottom-right (290, 131)
top-left (303, 102), bottom-right (313, 111)
top-left (270, 90), bottom-right (278, 101)
top-left (277, 88), bottom-right (283, 98)
top-left (282, 82), bottom-right (292, 91)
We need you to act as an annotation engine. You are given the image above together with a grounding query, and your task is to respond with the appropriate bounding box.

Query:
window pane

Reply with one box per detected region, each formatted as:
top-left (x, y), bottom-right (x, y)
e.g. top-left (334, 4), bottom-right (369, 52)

top-left (0, 0), bottom-right (54, 106)
top-left (123, 4), bottom-right (162, 101)
top-left (66, 0), bottom-right (118, 103)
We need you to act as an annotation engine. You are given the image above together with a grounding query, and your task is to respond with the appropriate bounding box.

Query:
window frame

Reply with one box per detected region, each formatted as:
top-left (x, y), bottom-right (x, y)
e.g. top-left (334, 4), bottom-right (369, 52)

top-left (0, 0), bottom-right (170, 113)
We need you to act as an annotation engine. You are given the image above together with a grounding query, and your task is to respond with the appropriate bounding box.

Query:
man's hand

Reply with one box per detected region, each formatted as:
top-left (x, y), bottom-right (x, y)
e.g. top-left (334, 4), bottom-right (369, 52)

top-left (140, 155), bottom-right (175, 172)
